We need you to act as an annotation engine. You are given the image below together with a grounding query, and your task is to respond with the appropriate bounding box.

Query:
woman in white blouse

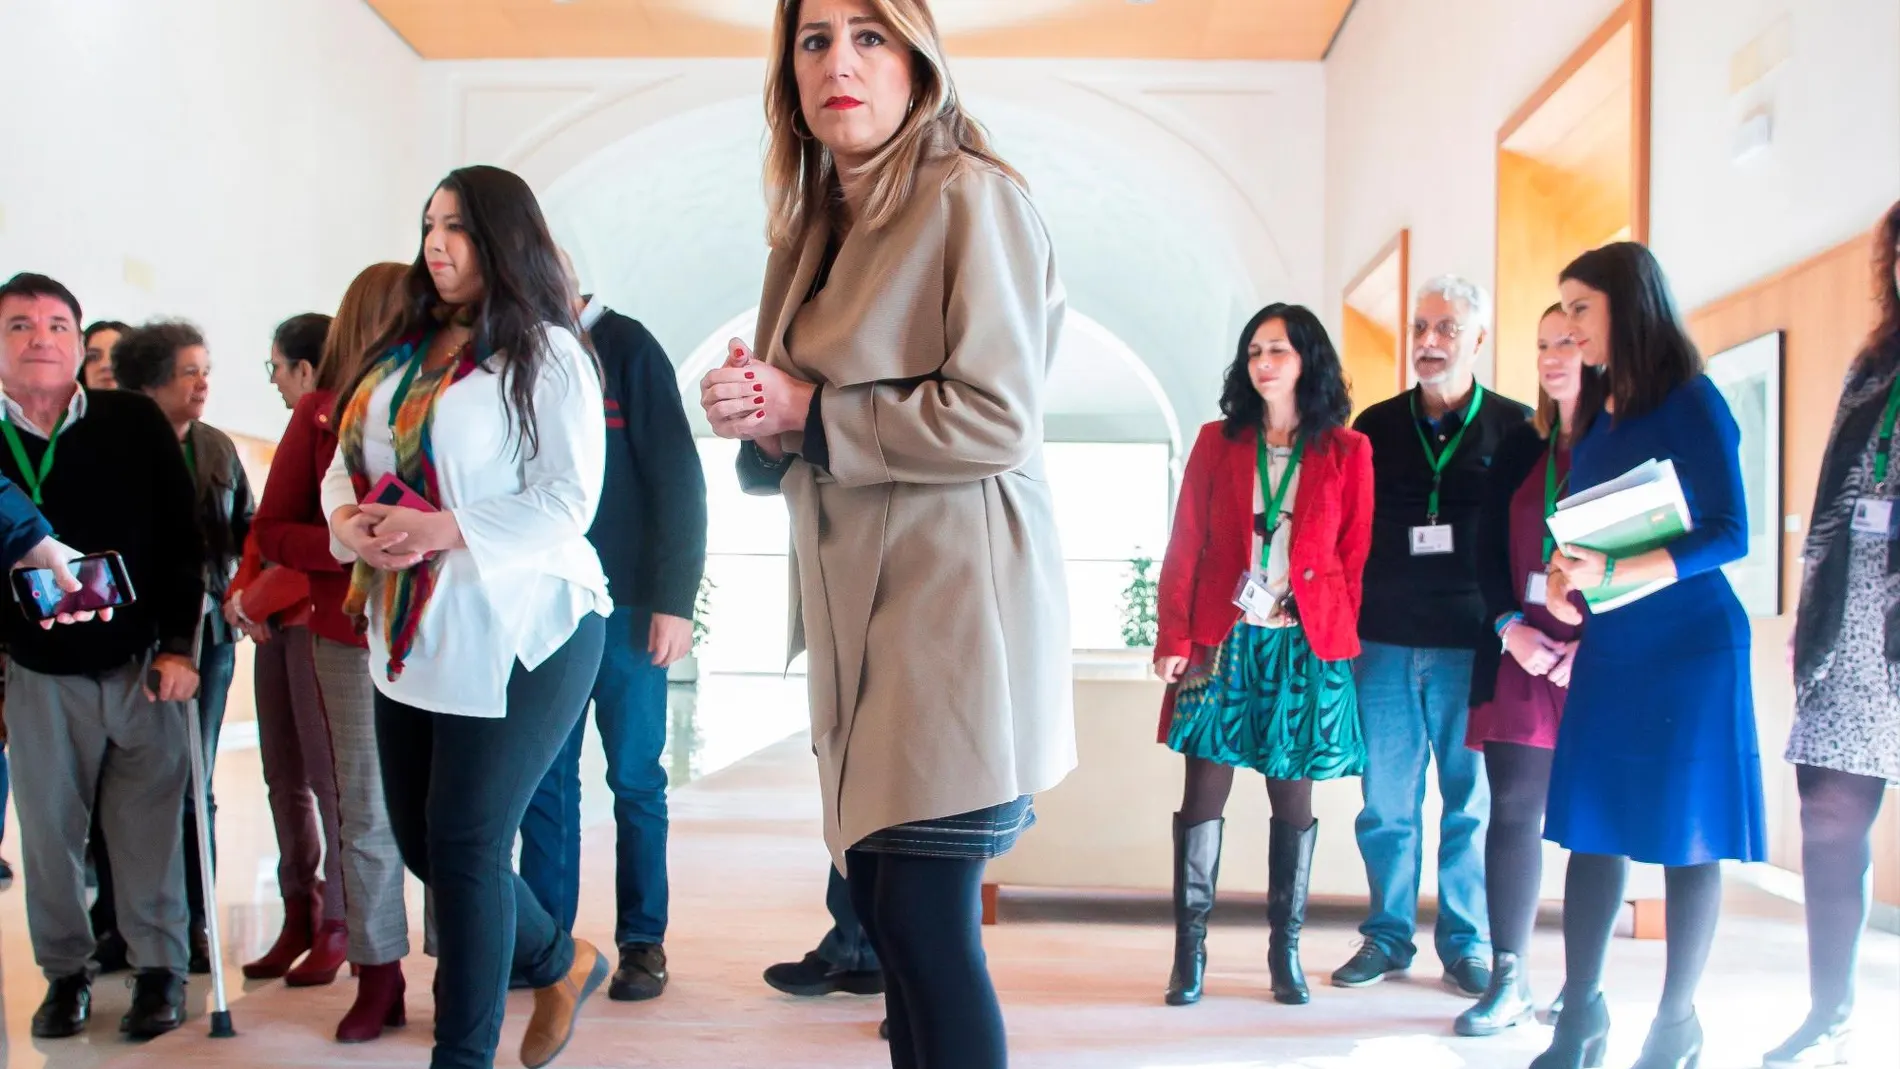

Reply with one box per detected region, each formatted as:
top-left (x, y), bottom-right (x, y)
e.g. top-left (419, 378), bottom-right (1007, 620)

top-left (321, 165), bottom-right (611, 1069)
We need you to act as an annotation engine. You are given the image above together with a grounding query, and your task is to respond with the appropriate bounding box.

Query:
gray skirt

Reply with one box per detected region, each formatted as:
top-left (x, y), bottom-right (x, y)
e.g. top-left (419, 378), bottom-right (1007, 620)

top-left (851, 796), bottom-right (1035, 860)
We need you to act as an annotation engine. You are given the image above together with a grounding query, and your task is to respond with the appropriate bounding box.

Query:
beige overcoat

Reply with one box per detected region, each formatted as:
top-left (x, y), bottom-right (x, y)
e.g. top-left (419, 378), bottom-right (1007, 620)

top-left (742, 154), bottom-right (1077, 867)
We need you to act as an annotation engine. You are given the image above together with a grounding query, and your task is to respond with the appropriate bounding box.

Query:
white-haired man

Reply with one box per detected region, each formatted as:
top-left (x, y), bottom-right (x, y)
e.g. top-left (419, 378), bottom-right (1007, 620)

top-left (1334, 275), bottom-right (1531, 998)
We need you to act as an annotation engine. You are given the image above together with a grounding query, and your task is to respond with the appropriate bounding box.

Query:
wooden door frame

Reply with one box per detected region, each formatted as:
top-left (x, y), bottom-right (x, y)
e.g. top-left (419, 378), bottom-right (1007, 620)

top-left (1342, 227), bottom-right (1411, 395)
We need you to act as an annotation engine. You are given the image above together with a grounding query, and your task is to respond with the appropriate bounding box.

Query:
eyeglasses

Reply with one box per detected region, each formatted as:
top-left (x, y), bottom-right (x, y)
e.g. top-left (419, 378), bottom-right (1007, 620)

top-left (264, 359), bottom-right (284, 378)
top-left (1411, 319), bottom-right (1468, 341)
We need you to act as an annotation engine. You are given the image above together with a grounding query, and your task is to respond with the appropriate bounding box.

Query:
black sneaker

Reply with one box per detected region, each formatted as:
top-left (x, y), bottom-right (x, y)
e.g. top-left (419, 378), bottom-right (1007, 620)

top-left (1330, 942), bottom-right (1407, 988)
top-left (608, 942), bottom-right (667, 1002)
top-left (763, 951), bottom-right (886, 997)
top-left (1443, 956), bottom-right (1491, 998)
top-left (121, 970), bottom-right (186, 1040)
top-left (31, 973), bottom-right (92, 1038)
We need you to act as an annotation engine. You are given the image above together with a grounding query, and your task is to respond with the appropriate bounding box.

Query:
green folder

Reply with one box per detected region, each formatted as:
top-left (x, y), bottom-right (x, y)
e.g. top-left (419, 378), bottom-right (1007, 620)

top-left (1546, 459), bottom-right (1693, 611)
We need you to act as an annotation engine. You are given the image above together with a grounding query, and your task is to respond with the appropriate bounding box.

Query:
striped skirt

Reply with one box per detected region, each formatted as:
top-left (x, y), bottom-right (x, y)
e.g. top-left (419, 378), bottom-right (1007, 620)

top-left (851, 796), bottom-right (1036, 860)
top-left (1166, 622), bottom-right (1365, 781)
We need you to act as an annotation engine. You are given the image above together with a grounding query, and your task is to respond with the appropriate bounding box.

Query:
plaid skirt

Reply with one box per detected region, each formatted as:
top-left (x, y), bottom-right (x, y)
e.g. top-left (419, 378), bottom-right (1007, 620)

top-left (850, 795), bottom-right (1036, 860)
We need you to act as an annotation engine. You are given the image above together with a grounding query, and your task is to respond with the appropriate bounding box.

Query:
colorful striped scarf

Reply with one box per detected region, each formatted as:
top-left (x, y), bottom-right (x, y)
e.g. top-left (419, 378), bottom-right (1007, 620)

top-left (337, 328), bottom-right (479, 681)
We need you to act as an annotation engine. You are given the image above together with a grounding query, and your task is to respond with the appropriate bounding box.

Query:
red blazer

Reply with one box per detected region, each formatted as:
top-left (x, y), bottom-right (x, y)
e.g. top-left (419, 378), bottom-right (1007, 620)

top-left (250, 389), bottom-right (364, 649)
top-left (1156, 421), bottom-right (1374, 666)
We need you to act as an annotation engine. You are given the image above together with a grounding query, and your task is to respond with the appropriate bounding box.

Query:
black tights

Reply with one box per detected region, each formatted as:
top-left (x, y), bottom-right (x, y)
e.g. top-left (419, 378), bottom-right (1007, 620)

top-left (1483, 742), bottom-right (1554, 956)
top-left (846, 850), bottom-right (1005, 1069)
top-left (1559, 853), bottom-right (1722, 1024)
top-left (1180, 756), bottom-right (1313, 828)
top-left (1795, 764), bottom-right (1887, 1016)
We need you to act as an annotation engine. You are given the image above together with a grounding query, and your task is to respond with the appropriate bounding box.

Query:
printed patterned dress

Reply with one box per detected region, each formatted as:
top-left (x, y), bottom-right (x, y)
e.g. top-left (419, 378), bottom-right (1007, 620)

top-left (1165, 443), bottom-right (1366, 780)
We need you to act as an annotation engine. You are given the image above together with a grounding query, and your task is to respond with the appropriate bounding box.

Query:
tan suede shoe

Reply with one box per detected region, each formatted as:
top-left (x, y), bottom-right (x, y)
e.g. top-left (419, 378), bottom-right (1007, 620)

top-left (520, 939), bottom-right (608, 1069)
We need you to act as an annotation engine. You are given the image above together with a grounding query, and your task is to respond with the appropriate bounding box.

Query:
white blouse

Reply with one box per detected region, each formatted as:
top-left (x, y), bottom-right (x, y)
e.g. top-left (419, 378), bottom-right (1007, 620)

top-left (1245, 443), bottom-right (1300, 629)
top-left (320, 325), bottom-right (611, 718)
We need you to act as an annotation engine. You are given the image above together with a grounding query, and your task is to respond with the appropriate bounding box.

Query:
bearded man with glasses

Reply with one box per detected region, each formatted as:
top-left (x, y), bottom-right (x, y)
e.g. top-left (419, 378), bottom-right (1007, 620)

top-left (1331, 276), bottom-right (1533, 998)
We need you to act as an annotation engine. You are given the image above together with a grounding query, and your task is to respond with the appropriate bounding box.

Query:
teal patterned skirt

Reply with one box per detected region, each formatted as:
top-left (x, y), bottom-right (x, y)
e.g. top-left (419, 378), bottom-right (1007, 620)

top-left (1166, 623), bottom-right (1365, 780)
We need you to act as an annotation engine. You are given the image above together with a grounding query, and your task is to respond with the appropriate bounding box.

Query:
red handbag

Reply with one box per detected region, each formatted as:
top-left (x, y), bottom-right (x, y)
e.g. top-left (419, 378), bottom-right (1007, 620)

top-left (241, 565), bottom-right (314, 628)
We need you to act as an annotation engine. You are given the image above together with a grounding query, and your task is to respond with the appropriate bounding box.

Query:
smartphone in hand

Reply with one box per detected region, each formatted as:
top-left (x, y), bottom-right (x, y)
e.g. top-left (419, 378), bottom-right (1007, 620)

top-left (11, 551), bottom-right (137, 623)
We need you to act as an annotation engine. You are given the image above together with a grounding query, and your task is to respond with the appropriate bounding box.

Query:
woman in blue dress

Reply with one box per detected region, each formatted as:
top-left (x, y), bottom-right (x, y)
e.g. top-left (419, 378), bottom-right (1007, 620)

top-left (1537, 242), bottom-right (1768, 1069)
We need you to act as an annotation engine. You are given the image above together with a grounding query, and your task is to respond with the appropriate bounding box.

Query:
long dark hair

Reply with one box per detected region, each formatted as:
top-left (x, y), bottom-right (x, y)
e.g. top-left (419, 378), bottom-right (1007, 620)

top-left (1857, 199), bottom-right (1900, 376)
top-left (336, 166), bottom-right (578, 457)
top-left (1219, 303), bottom-right (1351, 448)
top-left (1559, 241), bottom-right (1701, 422)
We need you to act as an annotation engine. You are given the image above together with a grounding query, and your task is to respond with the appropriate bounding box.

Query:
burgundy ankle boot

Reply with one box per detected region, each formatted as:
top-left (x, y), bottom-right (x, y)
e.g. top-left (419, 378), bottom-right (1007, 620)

top-left (286, 920), bottom-right (350, 987)
top-left (241, 885), bottom-right (321, 980)
top-left (336, 961), bottom-right (407, 1043)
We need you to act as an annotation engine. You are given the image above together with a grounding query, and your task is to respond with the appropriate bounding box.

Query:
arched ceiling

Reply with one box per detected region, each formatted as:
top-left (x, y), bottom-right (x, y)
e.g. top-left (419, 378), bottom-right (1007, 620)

top-left (363, 0), bottom-right (1354, 61)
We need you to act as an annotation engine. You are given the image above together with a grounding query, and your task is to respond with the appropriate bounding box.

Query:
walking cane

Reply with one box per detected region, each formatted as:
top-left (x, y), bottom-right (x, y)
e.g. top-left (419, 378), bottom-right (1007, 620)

top-left (173, 663), bottom-right (236, 1038)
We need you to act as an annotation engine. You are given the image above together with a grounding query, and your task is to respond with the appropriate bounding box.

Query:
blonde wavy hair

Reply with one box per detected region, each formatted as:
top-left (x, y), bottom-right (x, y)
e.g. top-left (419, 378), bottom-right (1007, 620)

top-left (763, 0), bottom-right (1023, 249)
top-left (316, 262), bottom-right (409, 393)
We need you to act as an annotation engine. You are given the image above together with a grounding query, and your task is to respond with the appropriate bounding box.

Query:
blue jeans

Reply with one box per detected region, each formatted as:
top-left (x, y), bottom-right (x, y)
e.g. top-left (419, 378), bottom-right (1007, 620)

top-left (520, 606), bottom-right (670, 946)
top-left (1351, 641), bottom-right (1490, 967)
top-left (815, 864), bottom-right (879, 972)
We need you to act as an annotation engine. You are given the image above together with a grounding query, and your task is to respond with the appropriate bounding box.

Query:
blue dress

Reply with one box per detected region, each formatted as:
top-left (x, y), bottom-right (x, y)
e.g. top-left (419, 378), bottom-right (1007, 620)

top-left (1545, 376), bottom-right (1768, 866)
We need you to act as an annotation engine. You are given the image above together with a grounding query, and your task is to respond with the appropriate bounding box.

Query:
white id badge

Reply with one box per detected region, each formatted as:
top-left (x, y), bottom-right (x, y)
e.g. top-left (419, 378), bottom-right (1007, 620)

top-left (1410, 524), bottom-right (1455, 556)
top-left (1851, 497), bottom-right (1896, 537)
top-left (1232, 571), bottom-right (1278, 618)
top-left (1524, 572), bottom-right (1550, 606)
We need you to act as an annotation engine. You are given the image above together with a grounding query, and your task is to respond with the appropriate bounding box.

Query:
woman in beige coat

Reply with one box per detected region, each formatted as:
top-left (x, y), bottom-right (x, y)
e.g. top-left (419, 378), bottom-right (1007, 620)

top-left (699, 1), bottom-right (1073, 1065)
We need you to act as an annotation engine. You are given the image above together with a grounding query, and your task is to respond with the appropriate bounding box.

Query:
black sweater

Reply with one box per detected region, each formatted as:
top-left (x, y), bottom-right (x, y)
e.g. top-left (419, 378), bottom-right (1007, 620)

top-left (0, 389), bottom-right (206, 675)
top-left (586, 309), bottom-right (708, 619)
top-left (1352, 384), bottom-right (1533, 651)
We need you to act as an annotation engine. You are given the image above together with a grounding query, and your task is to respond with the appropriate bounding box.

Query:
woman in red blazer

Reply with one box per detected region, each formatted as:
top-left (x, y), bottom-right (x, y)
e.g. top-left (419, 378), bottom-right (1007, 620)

top-left (1154, 303), bottom-right (1373, 1009)
top-left (250, 261), bottom-right (413, 1042)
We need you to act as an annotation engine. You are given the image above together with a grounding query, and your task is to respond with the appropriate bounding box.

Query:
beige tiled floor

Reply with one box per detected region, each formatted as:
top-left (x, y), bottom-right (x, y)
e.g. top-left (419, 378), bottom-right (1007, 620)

top-left (1, 672), bottom-right (1895, 1069)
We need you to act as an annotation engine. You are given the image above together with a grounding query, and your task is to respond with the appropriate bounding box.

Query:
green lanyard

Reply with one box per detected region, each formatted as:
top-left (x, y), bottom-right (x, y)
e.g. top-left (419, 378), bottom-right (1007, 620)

top-left (1256, 430), bottom-right (1303, 568)
top-left (1541, 420), bottom-right (1570, 564)
top-left (1, 410), bottom-right (68, 506)
top-left (1410, 384), bottom-right (1485, 523)
top-left (181, 433), bottom-right (197, 479)
top-left (1875, 374), bottom-right (1900, 488)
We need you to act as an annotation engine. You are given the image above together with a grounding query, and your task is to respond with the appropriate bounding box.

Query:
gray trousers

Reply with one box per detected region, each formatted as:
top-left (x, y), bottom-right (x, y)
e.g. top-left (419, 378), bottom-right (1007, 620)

top-left (7, 655), bottom-right (190, 978)
top-left (312, 636), bottom-right (410, 964)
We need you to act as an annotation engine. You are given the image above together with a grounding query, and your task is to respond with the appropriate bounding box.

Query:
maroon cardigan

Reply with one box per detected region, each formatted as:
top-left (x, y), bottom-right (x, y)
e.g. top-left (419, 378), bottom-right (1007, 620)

top-left (1156, 421), bottom-right (1374, 666)
top-left (251, 389), bottom-right (364, 649)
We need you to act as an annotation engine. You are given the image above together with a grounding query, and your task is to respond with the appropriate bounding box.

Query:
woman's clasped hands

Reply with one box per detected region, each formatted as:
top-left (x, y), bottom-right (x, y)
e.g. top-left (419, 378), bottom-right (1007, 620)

top-left (332, 502), bottom-right (463, 571)
top-left (699, 338), bottom-right (816, 447)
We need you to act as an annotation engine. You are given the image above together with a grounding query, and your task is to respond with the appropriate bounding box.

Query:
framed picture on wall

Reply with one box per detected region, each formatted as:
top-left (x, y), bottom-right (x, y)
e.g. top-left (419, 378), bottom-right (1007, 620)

top-left (1705, 331), bottom-right (1783, 617)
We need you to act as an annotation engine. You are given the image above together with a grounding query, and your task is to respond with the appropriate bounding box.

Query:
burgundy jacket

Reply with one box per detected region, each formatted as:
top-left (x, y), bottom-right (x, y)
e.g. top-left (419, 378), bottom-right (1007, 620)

top-left (251, 389), bottom-right (363, 649)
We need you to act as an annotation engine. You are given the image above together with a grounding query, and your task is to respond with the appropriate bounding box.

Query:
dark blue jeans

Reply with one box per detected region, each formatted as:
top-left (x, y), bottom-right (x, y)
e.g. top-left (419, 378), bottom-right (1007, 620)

top-left (376, 615), bottom-right (604, 1069)
top-left (816, 863), bottom-right (879, 972)
top-left (520, 605), bottom-right (671, 946)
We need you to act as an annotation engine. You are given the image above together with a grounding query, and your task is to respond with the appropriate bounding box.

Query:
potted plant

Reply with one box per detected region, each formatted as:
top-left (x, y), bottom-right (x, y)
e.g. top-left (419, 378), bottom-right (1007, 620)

top-left (668, 575), bottom-right (715, 685)
top-left (1120, 555), bottom-right (1158, 650)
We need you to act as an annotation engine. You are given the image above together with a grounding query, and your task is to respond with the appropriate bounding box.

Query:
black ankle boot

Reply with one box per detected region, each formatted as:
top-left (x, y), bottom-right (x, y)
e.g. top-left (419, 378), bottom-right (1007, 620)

top-left (1454, 950), bottom-right (1534, 1036)
top-left (1763, 1007), bottom-right (1852, 1068)
top-left (1266, 817), bottom-right (1316, 1006)
top-left (1164, 814), bottom-right (1223, 1006)
top-left (1630, 1011), bottom-right (1702, 1069)
top-left (1529, 990), bottom-right (1609, 1069)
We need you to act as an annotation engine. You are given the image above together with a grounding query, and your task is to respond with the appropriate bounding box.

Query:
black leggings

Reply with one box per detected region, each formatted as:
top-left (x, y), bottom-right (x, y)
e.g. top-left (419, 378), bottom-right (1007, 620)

top-left (1180, 755), bottom-right (1313, 828)
top-left (1483, 742), bottom-right (1554, 956)
top-left (1795, 764), bottom-right (1888, 1016)
top-left (1558, 853), bottom-right (1721, 1023)
top-left (846, 850), bottom-right (1005, 1069)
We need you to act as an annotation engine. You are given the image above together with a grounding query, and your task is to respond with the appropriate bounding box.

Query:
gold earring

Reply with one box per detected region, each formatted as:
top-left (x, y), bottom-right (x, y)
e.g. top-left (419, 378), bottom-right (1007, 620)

top-left (792, 111), bottom-right (815, 141)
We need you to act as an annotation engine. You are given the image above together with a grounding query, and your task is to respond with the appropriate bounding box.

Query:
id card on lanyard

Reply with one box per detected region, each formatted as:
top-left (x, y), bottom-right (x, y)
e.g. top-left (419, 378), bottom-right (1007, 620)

top-left (1409, 385), bottom-right (1484, 555)
top-left (1, 410), bottom-right (68, 506)
top-left (1234, 431), bottom-right (1301, 617)
top-left (1854, 373), bottom-right (1900, 538)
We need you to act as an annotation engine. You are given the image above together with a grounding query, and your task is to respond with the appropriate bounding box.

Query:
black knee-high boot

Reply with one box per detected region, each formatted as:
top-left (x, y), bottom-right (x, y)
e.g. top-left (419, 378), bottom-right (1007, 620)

top-left (1165, 814), bottom-right (1223, 1006)
top-left (1266, 818), bottom-right (1316, 1005)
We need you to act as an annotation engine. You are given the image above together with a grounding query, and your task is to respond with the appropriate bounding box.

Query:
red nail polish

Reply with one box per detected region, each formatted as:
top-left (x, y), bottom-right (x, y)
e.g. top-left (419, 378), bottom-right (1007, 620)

top-left (755, 411), bottom-right (765, 418)
top-left (744, 372), bottom-right (755, 380)
top-left (754, 397), bottom-right (765, 404)
top-left (754, 384), bottom-right (763, 392)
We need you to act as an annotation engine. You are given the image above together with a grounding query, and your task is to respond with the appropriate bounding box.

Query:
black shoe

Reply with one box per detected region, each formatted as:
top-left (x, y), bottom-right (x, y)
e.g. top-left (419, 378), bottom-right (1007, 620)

top-left (1455, 951), bottom-right (1534, 1035)
top-left (1630, 1011), bottom-right (1702, 1069)
top-left (608, 942), bottom-right (667, 1002)
top-left (1530, 991), bottom-right (1609, 1069)
top-left (121, 970), bottom-right (186, 1040)
top-left (188, 922), bottom-right (211, 975)
top-left (92, 929), bottom-right (131, 974)
top-left (1266, 818), bottom-right (1317, 1006)
top-left (1165, 814), bottom-right (1224, 1006)
top-left (1763, 1009), bottom-right (1852, 1068)
top-left (763, 951), bottom-right (885, 997)
top-left (879, 1019), bottom-right (890, 1041)
top-left (31, 974), bottom-right (92, 1038)
top-left (1443, 955), bottom-right (1490, 998)
top-left (1330, 942), bottom-right (1406, 988)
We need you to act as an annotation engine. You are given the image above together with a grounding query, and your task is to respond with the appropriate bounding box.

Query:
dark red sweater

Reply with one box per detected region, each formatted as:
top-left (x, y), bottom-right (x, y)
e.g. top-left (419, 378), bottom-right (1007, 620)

top-left (250, 389), bottom-right (362, 648)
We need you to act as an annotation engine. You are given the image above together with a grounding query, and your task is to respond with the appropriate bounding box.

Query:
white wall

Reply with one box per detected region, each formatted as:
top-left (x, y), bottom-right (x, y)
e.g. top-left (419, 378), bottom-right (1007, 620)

top-left (0, 0), bottom-right (425, 439)
top-left (1325, 0), bottom-right (1900, 377)
top-left (415, 57), bottom-right (1331, 453)
top-left (1649, 0), bottom-right (1900, 310)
